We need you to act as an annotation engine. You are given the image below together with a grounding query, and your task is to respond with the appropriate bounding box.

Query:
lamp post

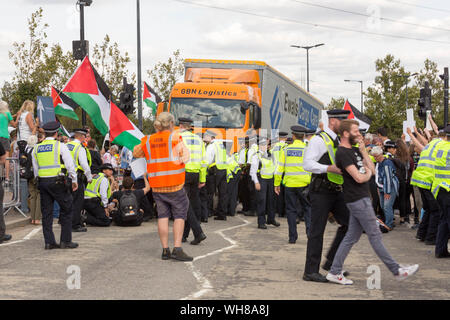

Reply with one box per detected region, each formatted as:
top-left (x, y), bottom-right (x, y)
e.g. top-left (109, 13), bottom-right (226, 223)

top-left (136, 0), bottom-right (143, 130)
top-left (396, 73), bottom-right (418, 109)
top-left (291, 43), bottom-right (324, 93)
top-left (77, 0), bottom-right (92, 127)
top-left (344, 79), bottom-right (364, 113)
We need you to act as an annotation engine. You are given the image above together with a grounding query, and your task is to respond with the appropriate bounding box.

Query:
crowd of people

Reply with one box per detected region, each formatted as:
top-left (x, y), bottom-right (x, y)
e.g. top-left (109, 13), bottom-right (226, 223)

top-left (0, 99), bottom-right (449, 286)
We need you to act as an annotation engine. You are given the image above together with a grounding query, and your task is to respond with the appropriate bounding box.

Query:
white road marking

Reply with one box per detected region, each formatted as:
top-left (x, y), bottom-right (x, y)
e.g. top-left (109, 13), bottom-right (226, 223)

top-left (0, 227), bottom-right (42, 247)
top-left (181, 216), bottom-right (251, 300)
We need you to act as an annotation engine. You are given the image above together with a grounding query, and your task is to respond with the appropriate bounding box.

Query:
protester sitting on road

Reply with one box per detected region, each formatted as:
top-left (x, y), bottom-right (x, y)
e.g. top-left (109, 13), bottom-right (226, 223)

top-left (108, 175), bottom-right (151, 226)
top-left (371, 146), bottom-right (399, 232)
top-left (83, 163), bottom-right (115, 227)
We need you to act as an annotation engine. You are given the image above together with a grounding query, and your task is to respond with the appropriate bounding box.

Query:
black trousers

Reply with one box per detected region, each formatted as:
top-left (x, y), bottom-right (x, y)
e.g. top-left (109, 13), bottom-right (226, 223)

top-left (276, 184), bottom-right (286, 217)
top-left (206, 170), bottom-right (216, 217)
top-left (305, 190), bottom-right (349, 274)
top-left (417, 188), bottom-right (441, 242)
top-left (183, 172), bottom-right (203, 239)
top-left (256, 177), bottom-right (275, 226)
top-left (369, 176), bottom-right (383, 219)
top-left (0, 183), bottom-right (5, 239)
top-left (133, 178), bottom-right (154, 220)
top-left (38, 178), bottom-right (73, 245)
top-left (247, 173), bottom-right (257, 213)
top-left (285, 186), bottom-right (311, 241)
top-left (239, 170), bottom-right (250, 211)
top-left (71, 177), bottom-right (85, 229)
top-left (398, 179), bottom-right (411, 220)
top-left (227, 170), bottom-right (241, 216)
top-left (435, 190), bottom-right (450, 255)
top-left (199, 185), bottom-right (209, 220)
top-left (207, 167), bottom-right (228, 218)
top-left (84, 198), bottom-right (111, 227)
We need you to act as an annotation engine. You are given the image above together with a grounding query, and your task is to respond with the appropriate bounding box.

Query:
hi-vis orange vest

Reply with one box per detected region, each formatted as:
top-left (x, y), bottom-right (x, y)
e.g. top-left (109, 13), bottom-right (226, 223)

top-left (141, 130), bottom-right (185, 188)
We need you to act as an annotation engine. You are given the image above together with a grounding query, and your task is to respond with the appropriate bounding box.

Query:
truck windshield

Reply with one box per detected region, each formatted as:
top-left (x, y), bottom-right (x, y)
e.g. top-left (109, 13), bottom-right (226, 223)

top-left (170, 98), bottom-right (246, 128)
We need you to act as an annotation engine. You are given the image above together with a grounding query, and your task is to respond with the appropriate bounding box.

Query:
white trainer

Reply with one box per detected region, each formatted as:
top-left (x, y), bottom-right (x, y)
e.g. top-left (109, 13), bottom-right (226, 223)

top-left (326, 272), bottom-right (353, 285)
top-left (395, 264), bottom-right (419, 281)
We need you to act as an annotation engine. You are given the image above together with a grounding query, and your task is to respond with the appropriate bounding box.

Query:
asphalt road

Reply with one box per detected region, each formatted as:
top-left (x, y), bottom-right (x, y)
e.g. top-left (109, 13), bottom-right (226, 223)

top-left (1, 213), bottom-right (449, 300)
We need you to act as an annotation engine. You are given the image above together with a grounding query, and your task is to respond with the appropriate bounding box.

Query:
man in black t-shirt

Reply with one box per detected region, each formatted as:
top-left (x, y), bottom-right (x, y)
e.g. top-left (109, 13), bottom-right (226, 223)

top-left (325, 119), bottom-right (419, 285)
top-left (109, 176), bottom-right (150, 226)
top-left (0, 142), bottom-right (12, 243)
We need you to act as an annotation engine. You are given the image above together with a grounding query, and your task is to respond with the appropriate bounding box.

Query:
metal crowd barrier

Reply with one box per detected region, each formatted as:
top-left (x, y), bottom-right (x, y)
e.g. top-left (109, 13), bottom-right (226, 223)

top-left (1, 157), bottom-right (27, 217)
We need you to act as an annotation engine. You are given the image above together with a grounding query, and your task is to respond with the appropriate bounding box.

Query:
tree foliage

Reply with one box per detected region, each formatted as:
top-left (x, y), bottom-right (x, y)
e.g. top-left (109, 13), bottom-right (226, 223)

top-left (326, 97), bottom-right (345, 110)
top-left (147, 49), bottom-right (184, 101)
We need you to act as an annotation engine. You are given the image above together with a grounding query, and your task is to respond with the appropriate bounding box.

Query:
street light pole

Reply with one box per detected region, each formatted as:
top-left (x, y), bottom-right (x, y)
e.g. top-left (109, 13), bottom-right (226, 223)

top-left (291, 43), bottom-right (324, 93)
top-left (136, 0), bottom-right (143, 130)
top-left (344, 80), bottom-right (364, 113)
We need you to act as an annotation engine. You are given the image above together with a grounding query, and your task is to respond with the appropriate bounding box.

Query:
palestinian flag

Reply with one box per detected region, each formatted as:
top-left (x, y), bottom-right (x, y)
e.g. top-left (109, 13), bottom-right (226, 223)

top-left (62, 56), bottom-right (111, 136)
top-left (343, 99), bottom-right (372, 131)
top-left (58, 123), bottom-right (71, 137)
top-left (143, 81), bottom-right (161, 115)
top-left (109, 101), bottom-right (144, 150)
top-left (51, 86), bottom-right (80, 120)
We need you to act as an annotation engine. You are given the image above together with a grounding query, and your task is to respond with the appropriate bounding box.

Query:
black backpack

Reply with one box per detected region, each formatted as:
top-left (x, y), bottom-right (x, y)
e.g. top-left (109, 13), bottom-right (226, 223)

top-left (18, 143), bottom-right (34, 180)
top-left (119, 190), bottom-right (139, 221)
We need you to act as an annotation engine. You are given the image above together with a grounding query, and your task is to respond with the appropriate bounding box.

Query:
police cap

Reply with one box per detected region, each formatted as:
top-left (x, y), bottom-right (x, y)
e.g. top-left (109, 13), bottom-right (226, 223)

top-left (290, 125), bottom-right (308, 134)
top-left (204, 130), bottom-right (217, 137)
top-left (42, 121), bottom-right (61, 133)
top-left (100, 163), bottom-right (116, 175)
top-left (278, 131), bottom-right (288, 137)
top-left (178, 117), bottom-right (193, 125)
top-left (327, 109), bottom-right (350, 120)
top-left (384, 140), bottom-right (397, 149)
top-left (71, 128), bottom-right (88, 136)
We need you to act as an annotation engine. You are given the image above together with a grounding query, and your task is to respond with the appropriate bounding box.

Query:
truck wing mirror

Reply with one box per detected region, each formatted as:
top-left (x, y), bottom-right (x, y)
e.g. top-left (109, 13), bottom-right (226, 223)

top-left (250, 102), bottom-right (262, 129)
top-left (240, 102), bottom-right (249, 114)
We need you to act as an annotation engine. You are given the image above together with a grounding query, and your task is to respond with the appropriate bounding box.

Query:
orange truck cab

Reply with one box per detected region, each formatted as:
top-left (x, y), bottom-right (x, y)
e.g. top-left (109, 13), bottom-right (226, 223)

top-left (157, 59), bottom-right (323, 152)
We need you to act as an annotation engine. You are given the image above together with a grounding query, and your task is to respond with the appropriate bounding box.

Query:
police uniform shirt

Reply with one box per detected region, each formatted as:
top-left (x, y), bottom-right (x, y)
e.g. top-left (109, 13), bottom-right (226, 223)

top-left (84, 176), bottom-right (110, 208)
top-left (249, 149), bottom-right (269, 185)
top-left (73, 138), bottom-right (93, 181)
top-left (237, 146), bottom-right (247, 165)
top-left (247, 138), bottom-right (258, 164)
top-left (303, 127), bottom-right (338, 174)
top-left (31, 137), bottom-right (77, 181)
top-left (205, 141), bottom-right (216, 166)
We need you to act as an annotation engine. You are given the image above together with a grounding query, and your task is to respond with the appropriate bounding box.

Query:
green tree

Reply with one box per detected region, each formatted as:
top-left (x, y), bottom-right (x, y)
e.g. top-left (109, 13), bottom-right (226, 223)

top-left (91, 34), bottom-right (135, 101)
top-left (326, 97), bottom-right (345, 110)
top-left (147, 49), bottom-right (184, 101)
top-left (363, 54), bottom-right (413, 138)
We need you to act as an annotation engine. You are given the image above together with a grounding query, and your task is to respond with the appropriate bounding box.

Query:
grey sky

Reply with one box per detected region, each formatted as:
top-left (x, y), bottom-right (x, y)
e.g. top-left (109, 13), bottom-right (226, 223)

top-left (1, 0), bottom-right (449, 109)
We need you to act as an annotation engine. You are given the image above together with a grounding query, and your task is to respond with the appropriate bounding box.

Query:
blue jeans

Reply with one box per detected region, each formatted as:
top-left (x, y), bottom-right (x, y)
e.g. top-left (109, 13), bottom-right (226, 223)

top-left (379, 191), bottom-right (397, 228)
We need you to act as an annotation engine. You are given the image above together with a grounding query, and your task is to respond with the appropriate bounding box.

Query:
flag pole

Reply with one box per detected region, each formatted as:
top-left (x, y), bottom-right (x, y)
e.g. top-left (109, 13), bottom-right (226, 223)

top-left (136, 0), bottom-right (143, 130)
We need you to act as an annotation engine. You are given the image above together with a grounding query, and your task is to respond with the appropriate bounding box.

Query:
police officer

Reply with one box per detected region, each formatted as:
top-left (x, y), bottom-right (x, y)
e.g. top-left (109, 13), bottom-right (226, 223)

top-left (237, 137), bottom-right (250, 214)
top-left (67, 128), bottom-right (92, 232)
top-left (411, 134), bottom-right (444, 245)
top-left (226, 143), bottom-right (242, 216)
top-left (274, 126), bottom-right (311, 243)
top-left (198, 132), bottom-right (209, 223)
top-left (272, 131), bottom-right (288, 218)
top-left (84, 163), bottom-right (114, 227)
top-left (302, 109), bottom-right (350, 282)
top-left (179, 118), bottom-right (207, 245)
top-left (250, 136), bottom-right (280, 229)
top-left (32, 121), bottom-right (79, 250)
top-left (431, 125), bottom-right (450, 258)
top-left (205, 130), bottom-right (229, 220)
top-left (245, 129), bottom-right (259, 216)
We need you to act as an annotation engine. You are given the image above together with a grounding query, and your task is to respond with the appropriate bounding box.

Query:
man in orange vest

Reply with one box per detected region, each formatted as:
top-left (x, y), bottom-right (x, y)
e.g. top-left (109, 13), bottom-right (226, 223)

top-left (133, 112), bottom-right (193, 261)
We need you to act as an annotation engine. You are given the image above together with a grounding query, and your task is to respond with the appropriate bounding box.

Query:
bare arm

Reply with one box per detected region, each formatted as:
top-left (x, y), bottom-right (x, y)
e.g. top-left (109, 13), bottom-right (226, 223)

top-left (414, 127), bottom-right (429, 146)
top-left (429, 113), bottom-right (439, 136)
top-left (25, 113), bottom-right (36, 134)
top-left (142, 174), bottom-right (151, 195)
top-left (358, 140), bottom-right (375, 174)
top-left (133, 144), bottom-right (145, 158)
top-left (407, 128), bottom-right (424, 152)
top-left (345, 164), bottom-right (372, 184)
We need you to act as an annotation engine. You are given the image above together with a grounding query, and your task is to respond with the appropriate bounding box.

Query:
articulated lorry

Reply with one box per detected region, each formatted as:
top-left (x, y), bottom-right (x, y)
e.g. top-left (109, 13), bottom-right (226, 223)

top-left (157, 59), bottom-right (324, 149)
